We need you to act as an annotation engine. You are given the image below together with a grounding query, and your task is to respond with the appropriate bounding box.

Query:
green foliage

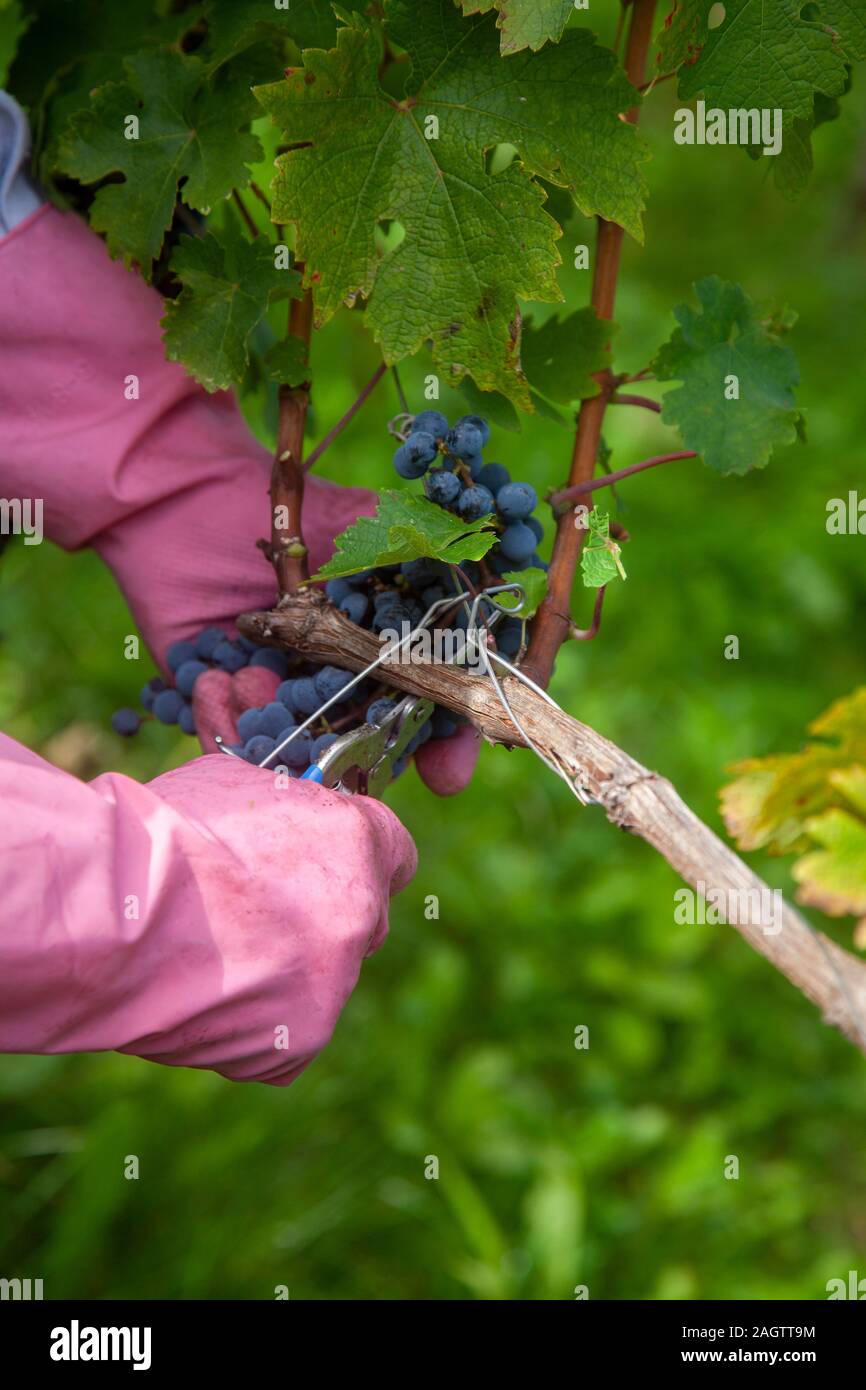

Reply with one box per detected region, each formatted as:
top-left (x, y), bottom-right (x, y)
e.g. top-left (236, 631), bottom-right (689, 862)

top-left (56, 49), bottom-right (263, 271)
top-left (722, 690), bottom-right (866, 936)
top-left (255, 2), bottom-right (647, 408)
top-left (313, 490), bottom-right (498, 579)
top-left (673, 1), bottom-right (851, 124)
top-left (653, 277), bottom-right (801, 475)
top-left (0, 0), bottom-right (26, 85)
top-left (521, 308), bottom-right (613, 408)
top-left (498, 567), bottom-right (548, 617)
top-left (162, 227), bottom-right (302, 393)
top-left (457, 0), bottom-right (576, 54)
top-left (580, 507), bottom-right (626, 588)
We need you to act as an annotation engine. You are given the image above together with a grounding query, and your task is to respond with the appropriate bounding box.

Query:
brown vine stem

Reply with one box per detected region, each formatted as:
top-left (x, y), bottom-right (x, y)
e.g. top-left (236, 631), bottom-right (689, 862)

top-left (232, 189), bottom-right (259, 239)
top-left (303, 362), bottom-right (387, 472)
top-left (552, 451), bottom-right (698, 509)
top-left (525, 0), bottom-right (657, 687)
top-left (271, 277), bottom-right (314, 594)
top-left (238, 588), bottom-right (866, 1060)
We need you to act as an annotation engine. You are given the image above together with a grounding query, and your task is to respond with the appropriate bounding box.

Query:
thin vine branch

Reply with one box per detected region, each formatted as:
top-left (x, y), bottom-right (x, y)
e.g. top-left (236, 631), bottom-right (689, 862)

top-left (270, 276), bottom-right (313, 594)
top-left (552, 451), bottom-right (698, 509)
top-left (570, 585), bottom-right (607, 641)
top-left (610, 392), bottom-right (661, 412)
top-left (303, 362), bottom-right (387, 472)
top-left (525, 0), bottom-right (657, 688)
top-left (232, 189), bottom-right (259, 239)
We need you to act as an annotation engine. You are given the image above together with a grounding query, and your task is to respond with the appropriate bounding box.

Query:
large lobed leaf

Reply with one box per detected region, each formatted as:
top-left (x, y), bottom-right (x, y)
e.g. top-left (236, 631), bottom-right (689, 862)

top-left (255, 1), bottom-right (647, 409)
top-left (161, 225), bottom-right (302, 392)
top-left (56, 49), bottom-right (263, 271)
top-left (653, 277), bottom-right (801, 475)
top-left (313, 490), bottom-right (499, 579)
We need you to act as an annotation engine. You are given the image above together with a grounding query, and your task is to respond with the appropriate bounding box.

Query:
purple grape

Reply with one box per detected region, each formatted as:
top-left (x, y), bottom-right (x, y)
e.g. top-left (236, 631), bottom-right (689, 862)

top-left (340, 592), bottom-right (369, 624)
top-left (310, 732), bottom-right (339, 761)
top-left (237, 707), bottom-right (264, 742)
top-left (394, 431), bottom-right (437, 479)
top-left (194, 626), bottom-right (226, 660)
top-left (424, 468), bottom-right (462, 507)
top-left (153, 689), bottom-right (185, 724)
top-left (496, 482), bottom-right (537, 522)
top-left (259, 701), bottom-right (297, 738)
top-left (367, 697), bottom-right (395, 725)
top-left (410, 410), bottom-right (449, 440)
top-left (213, 640), bottom-right (248, 674)
top-left (457, 484), bottom-right (495, 520)
top-left (477, 462), bottom-right (510, 495)
top-left (244, 734), bottom-right (277, 764)
top-left (249, 648), bottom-right (289, 677)
top-left (140, 677), bottom-right (165, 712)
top-left (280, 729), bottom-right (313, 768)
top-left (175, 659), bottom-right (209, 697)
top-left (178, 703), bottom-right (196, 736)
top-left (166, 639), bottom-right (197, 673)
top-left (454, 414), bottom-right (490, 447)
top-left (499, 521), bottom-right (537, 563)
top-left (111, 708), bottom-right (140, 736)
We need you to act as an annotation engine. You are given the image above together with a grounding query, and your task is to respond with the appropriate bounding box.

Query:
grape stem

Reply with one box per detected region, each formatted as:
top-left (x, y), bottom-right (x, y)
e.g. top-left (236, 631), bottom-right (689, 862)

top-left (304, 362), bottom-right (388, 472)
top-left (569, 585), bottom-right (607, 641)
top-left (610, 392), bottom-right (661, 413)
top-left (551, 451), bottom-right (698, 510)
top-left (232, 189), bottom-right (259, 239)
top-left (270, 278), bottom-right (313, 594)
top-left (524, 0), bottom-right (657, 688)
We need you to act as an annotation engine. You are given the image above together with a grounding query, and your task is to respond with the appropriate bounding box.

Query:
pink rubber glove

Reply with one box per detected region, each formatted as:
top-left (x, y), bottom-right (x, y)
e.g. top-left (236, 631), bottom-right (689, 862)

top-left (0, 733), bottom-right (415, 1083)
top-left (0, 203), bottom-right (479, 793)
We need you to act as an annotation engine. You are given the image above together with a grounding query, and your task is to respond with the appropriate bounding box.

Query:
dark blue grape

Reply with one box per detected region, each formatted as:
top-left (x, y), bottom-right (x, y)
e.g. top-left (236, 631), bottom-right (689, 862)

top-left (530, 552), bottom-right (549, 572)
top-left (367, 697), bottom-right (395, 725)
top-left (194, 627), bottom-right (225, 660)
top-left (455, 414), bottom-right (491, 447)
top-left (178, 703), bottom-right (196, 736)
top-left (499, 521), bottom-right (537, 563)
top-left (244, 734), bottom-right (277, 764)
top-left (410, 409), bottom-right (449, 440)
top-left (111, 707), bottom-right (140, 736)
top-left (140, 677), bottom-right (165, 712)
top-left (291, 677), bottom-right (321, 716)
top-left (236, 635), bottom-right (261, 654)
top-left (424, 468), bottom-right (462, 506)
top-left (477, 462), bottom-right (510, 495)
top-left (391, 754), bottom-right (409, 780)
top-left (394, 431), bottom-right (437, 479)
top-left (345, 569), bottom-right (375, 586)
top-left (259, 701), bottom-right (297, 739)
top-left (406, 719), bottom-right (433, 756)
top-left (237, 708), bottom-right (264, 742)
top-left (495, 618), bottom-right (523, 657)
top-left (249, 648), bottom-right (289, 677)
top-left (457, 484), bottom-right (495, 520)
top-left (166, 639), bottom-right (197, 673)
top-left (153, 689), bottom-right (185, 724)
top-left (310, 732), bottom-right (339, 761)
top-left (431, 707), bottom-right (458, 739)
top-left (527, 515), bottom-right (544, 543)
top-left (280, 729), bottom-right (313, 768)
top-left (325, 578), bottom-right (352, 605)
top-left (213, 640), bottom-right (248, 674)
top-left (420, 583), bottom-right (448, 608)
top-left (445, 422), bottom-right (483, 460)
top-left (314, 666), bottom-right (354, 703)
top-left (175, 659), bottom-right (209, 697)
top-left (496, 481), bottom-right (537, 521)
top-left (340, 592), bottom-right (369, 624)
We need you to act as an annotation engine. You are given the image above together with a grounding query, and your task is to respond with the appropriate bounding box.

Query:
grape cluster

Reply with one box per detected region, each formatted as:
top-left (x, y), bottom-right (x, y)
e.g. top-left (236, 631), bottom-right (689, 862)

top-left (111, 619), bottom-right (461, 779)
top-left (110, 409), bottom-right (530, 781)
top-left (394, 410), bottom-right (547, 577)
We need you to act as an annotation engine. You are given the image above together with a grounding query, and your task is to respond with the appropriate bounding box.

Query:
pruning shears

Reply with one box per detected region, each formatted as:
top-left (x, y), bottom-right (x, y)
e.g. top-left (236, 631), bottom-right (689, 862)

top-left (300, 695), bottom-right (435, 797)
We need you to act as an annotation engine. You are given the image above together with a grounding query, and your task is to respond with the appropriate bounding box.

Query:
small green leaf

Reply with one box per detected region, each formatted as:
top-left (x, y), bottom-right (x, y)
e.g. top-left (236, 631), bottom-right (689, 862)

top-left (522, 307), bottom-right (612, 405)
top-left (314, 490), bottom-right (498, 579)
top-left (653, 277), bottom-right (801, 475)
top-left (497, 567), bottom-right (548, 617)
top-left (199, 0), bottom-right (340, 70)
top-left (580, 507), bottom-right (626, 588)
top-left (0, 0), bottom-right (27, 86)
top-left (57, 49), bottom-right (263, 271)
top-left (458, 377), bottom-right (521, 432)
top-left (162, 227), bottom-right (301, 391)
top-left (262, 338), bottom-right (310, 386)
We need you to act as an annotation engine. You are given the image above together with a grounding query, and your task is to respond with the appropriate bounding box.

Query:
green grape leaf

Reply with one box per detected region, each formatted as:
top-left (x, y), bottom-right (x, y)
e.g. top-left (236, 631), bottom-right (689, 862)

top-left (314, 490), bottom-right (498, 579)
top-left (722, 689), bottom-right (866, 937)
top-left (457, 0), bottom-right (575, 54)
top-left (652, 277), bottom-right (801, 475)
top-left (818, 0), bottom-right (866, 61)
top-left (254, 3), bottom-right (647, 409)
top-left (262, 338), bottom-right (311, 386)
top-left (521, 307), bottom-right (612, 405)
top-left (674, 1), bottom-right (850, 126)
top-left (161, 228), bottom-right (301, 391)
top-left (580, 507), bottom-right (626, 588)
top-left (655, 0), bottom-right (710, 73)
top-left (497, 567), bottom-right (548, 617)
top-left (199, 0), bottom-right (340, 70)
top-left (57, 49), bottom-right (263, 271)
top-left (0, 0), bottom-right (27, 86)
top-left (457, 377), bottom-right (521, 432)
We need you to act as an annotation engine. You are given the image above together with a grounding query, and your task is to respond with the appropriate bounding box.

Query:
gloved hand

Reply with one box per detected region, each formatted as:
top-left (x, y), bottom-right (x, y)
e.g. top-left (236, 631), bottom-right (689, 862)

top-left (0, 117), bottom-right (479, 792)
top-left (0, 733), bottom-right (415, 1084)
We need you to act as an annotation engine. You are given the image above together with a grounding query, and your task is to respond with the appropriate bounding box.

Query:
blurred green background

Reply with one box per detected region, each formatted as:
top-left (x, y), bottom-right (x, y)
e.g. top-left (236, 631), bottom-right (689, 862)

top-left (2, 45), bottom-right (866, 1300)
